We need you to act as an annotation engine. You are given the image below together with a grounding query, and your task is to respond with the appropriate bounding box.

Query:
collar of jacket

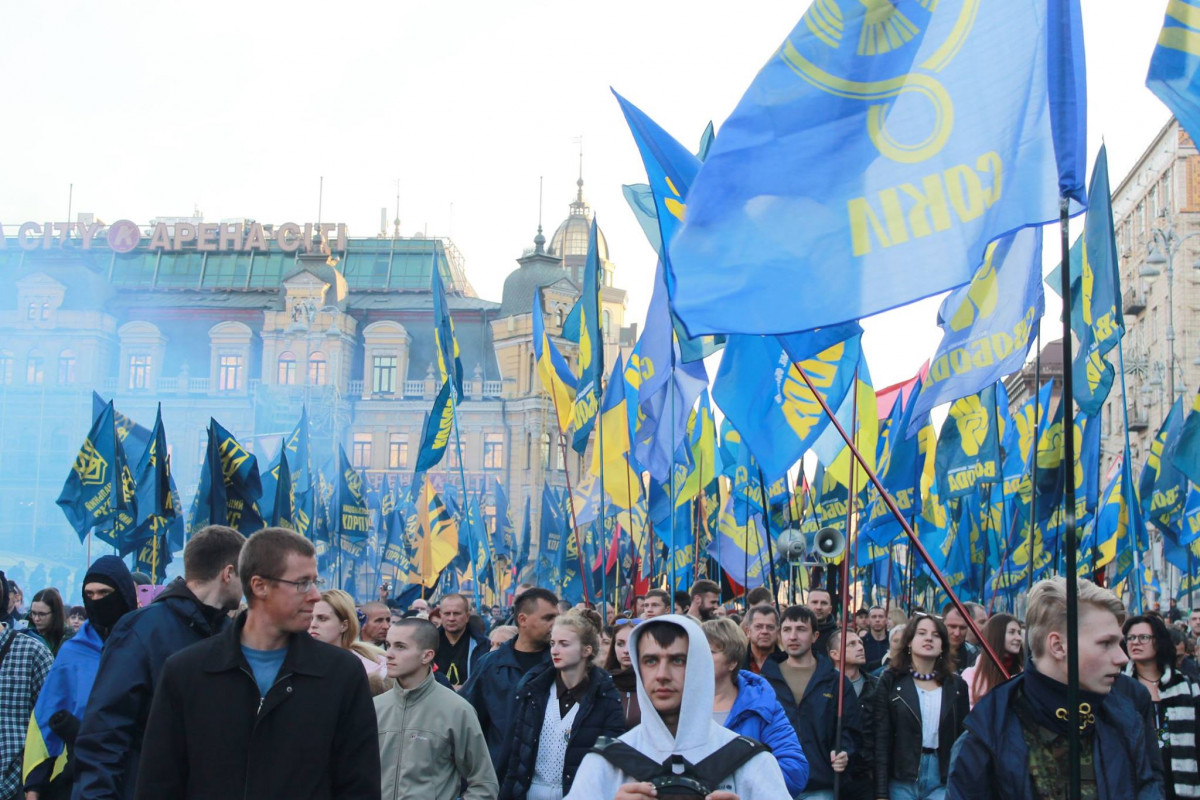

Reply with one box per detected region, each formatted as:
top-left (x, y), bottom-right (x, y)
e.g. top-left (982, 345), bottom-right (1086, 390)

top-left (891, 669), bottom-right (957, 725)
top-left (201, 611), bottom-right (329, 678)
top-left (154, 577), bottom-right (228, 636)
top-left (392, 669), bottom-right (437, 702)
top-left (730, 669), bottom-right (778, 722)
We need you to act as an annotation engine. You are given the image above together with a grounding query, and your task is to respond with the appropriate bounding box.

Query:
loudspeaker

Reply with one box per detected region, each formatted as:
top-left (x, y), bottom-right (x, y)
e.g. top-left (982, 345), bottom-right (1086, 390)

top-left (813, 526), bottom-right (845, 559)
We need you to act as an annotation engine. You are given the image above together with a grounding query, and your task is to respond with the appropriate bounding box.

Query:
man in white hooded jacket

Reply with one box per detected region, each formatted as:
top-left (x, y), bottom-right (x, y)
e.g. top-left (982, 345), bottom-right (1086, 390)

top-left (565, 614), bottom-right (790, 800)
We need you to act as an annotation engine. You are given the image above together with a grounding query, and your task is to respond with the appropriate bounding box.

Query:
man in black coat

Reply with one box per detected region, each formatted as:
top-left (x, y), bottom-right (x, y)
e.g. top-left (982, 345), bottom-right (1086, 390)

top-left (72, 525), bottom-right (245, 800)
top-left (134, 527), bottom-right (380, 800)
top-left (434, 592), bottom-right (489, 688)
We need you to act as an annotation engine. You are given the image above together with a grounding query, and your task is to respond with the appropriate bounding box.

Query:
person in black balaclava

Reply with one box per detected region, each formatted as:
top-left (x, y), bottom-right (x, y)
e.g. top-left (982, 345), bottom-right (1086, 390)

top-left (81, 556), bottom-right (138, 640)
top-left (22, 555), bottom-right (138, 800)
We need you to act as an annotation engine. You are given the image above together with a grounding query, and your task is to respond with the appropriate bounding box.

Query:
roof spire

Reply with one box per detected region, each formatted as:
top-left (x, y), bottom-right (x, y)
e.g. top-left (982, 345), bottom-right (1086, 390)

top-left (534, 176), bottom-right (546, 254)
top-left (572, 135), bottom-right (586, 210)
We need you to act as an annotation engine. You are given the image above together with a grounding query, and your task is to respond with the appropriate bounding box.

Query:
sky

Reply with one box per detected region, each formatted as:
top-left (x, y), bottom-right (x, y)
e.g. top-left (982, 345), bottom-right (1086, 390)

top-left (0, 0), bottom-right (1177, 392)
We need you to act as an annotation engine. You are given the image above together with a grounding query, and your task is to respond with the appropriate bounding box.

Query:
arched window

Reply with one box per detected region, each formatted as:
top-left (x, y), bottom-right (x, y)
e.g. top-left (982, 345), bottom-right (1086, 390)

top-left (277, 351), bottom-right (297, 385)
top-left (58, 349), bottom-right (76, 385)
top-left (26, 350), bottom-right (43, 385)
top-left (540, 433), bottom-right (551, 469)
top-left (555, 307), bottom-right (564, 327)
top-left (40, 302), bottom-right (50, 320)
top-left (308, 351), bottom-right (327, 385)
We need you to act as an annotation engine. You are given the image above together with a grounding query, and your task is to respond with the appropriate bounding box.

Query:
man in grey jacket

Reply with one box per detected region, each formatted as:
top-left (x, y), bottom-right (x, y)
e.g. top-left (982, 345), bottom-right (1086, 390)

top-left (376, 618), bottom-right (497, 800)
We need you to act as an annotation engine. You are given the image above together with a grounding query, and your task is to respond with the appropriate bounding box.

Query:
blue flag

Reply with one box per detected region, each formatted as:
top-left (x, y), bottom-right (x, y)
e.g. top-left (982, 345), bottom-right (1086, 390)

top-left (414, 380), bottom-right (455, 472)
top-left (432, 255), bottom-right (465, 400)
top-left (1141, 397), bottom-right (1190, 540)
top-left (127, 405), bottom-right (177, 552)
top-left (57, 401), bottom-right (131, 541)
top-left (333, 446), bottom-right (371, 544)
top-left (935, 384), bottom-right (1002, 499)
top-left (566, 219), bottom-right (605, 454)
top-left (667, 0), bottom-right (1087, 335)
top-left (492, 478), bottom-right (514, 562)
top-left (630, 263), bottom-right (708, 482)
top-left (713, 331), bottom-right (862, 480)
top-left (261, 442), bottom-right (296, 530)
top-left (613, 91), bottom-right (726, 362)
top-left (538, 485), bottom-right (567, 585)
top-left (1171, 387), bottom-right (1200, 487)
top-left (1147, 0), bottom-right (1200, 146)
top-left (908, 228), bottom-right (1044, 427)
top-left (189, 419), bottom-right (263, 535)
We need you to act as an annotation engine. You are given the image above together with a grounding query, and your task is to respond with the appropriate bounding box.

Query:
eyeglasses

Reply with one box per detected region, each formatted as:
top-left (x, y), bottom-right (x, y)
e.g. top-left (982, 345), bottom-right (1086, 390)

top-left (28, 611), bottom-right (50, 619)
top-left (262, 576), bottom-right (325, 594)
top-left (1125, 634), bottom-right (1154, 644)
top-left (614, 618), bottom-right (642, 627)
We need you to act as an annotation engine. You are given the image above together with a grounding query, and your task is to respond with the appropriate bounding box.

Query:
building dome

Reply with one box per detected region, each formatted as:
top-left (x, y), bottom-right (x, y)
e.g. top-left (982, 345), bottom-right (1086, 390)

top-left (548, 177), bottom-right (609, 262)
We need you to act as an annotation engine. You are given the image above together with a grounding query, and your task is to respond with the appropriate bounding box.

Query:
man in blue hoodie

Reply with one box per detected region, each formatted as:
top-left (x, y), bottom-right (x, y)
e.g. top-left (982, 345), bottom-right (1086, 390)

top-left (23, 555), bottom-right (137, 800)
top-left (761, 604), bottom-right (860, 800)
top-left (72, 525), bottom-right (245, 800)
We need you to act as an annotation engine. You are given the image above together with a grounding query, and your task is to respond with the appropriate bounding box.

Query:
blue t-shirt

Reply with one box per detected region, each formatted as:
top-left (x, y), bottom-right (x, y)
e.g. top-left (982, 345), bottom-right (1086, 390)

top-left (242, 645), bottom-right (287, 697)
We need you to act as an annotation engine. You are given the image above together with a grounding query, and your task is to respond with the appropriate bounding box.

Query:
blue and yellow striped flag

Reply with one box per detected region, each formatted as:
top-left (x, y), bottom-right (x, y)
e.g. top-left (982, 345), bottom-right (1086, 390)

top-left (1148, 1), bottom-right (1200, 145)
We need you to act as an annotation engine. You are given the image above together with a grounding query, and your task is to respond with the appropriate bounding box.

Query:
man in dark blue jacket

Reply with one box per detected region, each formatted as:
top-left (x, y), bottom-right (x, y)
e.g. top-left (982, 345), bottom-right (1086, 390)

top-left (761, 604), bottom-right (861, 800)
top-left (946, 577), bottom-right (1160, 800)
top-left (72, 525), bottom-right (245, 800)
top-left (460, 587), bottom-right (558, 782)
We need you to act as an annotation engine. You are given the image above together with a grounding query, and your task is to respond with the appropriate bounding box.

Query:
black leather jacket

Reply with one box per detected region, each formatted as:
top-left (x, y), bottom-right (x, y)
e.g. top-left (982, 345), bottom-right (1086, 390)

top-left (872, 669), bottom-right (969, 798)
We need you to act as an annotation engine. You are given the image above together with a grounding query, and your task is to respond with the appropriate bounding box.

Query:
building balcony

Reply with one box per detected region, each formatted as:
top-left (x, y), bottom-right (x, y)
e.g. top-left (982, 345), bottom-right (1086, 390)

top-left (1123, 286), bottom-right (1146, 315)
top-left (1128, 403), bottom-right (1149, 431)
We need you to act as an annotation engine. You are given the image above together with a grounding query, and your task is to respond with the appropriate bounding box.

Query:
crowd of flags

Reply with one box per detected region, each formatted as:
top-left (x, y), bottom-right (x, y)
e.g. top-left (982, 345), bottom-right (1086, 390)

top-left (49, 2), bottom-right (1200, 609)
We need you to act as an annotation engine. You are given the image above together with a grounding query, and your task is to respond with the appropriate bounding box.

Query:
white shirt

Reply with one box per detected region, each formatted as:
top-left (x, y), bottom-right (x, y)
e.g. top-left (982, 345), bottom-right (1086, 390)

top-left (917, 685), bottom-right (941, 749)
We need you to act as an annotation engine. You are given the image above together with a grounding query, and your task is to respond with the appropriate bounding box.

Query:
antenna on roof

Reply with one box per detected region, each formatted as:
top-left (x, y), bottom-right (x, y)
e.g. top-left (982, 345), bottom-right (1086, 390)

top-left (534, 176), bottom-right (546, 255)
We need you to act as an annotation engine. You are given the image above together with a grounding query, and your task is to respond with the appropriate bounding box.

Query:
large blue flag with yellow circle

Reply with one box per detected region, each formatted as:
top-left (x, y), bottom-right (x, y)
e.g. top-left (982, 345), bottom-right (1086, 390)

top-left (667, 0), bottom-right (1086, 335)
top-left (1148, 0), bottom-right (1200, 146)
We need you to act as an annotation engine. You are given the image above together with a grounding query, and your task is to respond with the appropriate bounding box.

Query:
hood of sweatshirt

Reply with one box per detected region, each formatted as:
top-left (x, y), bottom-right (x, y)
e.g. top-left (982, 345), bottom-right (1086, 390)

top-left (628, 614), bottom-right (720, 757)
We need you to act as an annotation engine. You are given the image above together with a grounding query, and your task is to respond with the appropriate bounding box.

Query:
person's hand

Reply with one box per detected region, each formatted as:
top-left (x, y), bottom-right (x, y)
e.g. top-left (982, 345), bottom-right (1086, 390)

top-left (25, 792), bottom-right (39, 800)
top-left (831, 750), bottom-right (849, 773)
top-left (615, 782), bottom-right (658, 799)
top-left (706, 792), bottom-right (739, 800)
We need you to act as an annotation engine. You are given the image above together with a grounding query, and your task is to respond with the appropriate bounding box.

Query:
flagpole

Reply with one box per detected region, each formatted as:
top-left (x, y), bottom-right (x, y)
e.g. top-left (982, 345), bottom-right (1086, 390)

top-left (1028, 333), bottom-right (1041, 594)
top-left (546, 384), bottom-right (592, 605)
top-left (1053, 195), bottom-right (1083, 800)
top-left (598, 372), bottom-right (609, 621)
top-left (833, 368), bottom-right (859, 800)
top-left (1115, 327), bottom-right (1146, 606)
top-left (791, 364), bottom-right (1010, 679)
top-left (669, 348), bottom-right (678, 597)
top-left (759, 470), bottom-right (780, 605)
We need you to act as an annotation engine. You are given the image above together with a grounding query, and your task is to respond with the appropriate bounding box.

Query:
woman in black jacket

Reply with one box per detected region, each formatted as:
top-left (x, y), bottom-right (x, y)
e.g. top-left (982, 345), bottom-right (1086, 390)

top-left (873, 613), bottom-right (970, 800)
top-left (500, 610), bottom-right (624, 800)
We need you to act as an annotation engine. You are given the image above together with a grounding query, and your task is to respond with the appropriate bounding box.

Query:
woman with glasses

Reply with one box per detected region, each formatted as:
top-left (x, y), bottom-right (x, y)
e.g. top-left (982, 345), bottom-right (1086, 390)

top-left (873, 613), bottom-right (970, 800)
top-left (1123, 613), bottom-right (1200, 799)
top-left (602, 617), bottom-right (641, 729)
top-left (960, 613), bottom-right (1025, 708)
top-left (29, 587), bottom-right (69, 656)
top-left (500, 610), bottom-right (623, 800)
top-left (308, 589), bottom-right (389, 694)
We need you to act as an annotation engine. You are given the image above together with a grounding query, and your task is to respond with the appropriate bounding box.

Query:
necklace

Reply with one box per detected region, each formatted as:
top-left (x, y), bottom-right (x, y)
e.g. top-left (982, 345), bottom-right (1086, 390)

top-left (911, 668), bottom-right (937, 681)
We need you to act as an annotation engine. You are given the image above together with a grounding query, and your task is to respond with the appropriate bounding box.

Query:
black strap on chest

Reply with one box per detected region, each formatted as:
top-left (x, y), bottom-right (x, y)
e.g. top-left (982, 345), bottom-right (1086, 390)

top-left (590, 735), bottom-right (768, 798)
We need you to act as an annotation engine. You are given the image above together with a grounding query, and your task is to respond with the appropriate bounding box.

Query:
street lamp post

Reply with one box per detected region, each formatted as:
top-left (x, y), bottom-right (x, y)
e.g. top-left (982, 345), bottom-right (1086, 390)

top-left (1145, 216), bottom-right (1200, 605)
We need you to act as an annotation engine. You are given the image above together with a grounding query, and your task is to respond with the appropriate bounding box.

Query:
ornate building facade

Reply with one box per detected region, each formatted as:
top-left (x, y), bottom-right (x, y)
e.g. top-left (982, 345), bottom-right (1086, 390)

top-left (0, 180), bottom-right (633, 582)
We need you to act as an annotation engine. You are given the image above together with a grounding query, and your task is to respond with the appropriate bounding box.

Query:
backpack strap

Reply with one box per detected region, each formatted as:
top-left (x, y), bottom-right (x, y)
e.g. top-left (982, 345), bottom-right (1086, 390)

top-left (689, 736), bottom-right (769, 789)
top-left (590, 737), bottom-right (669, 783)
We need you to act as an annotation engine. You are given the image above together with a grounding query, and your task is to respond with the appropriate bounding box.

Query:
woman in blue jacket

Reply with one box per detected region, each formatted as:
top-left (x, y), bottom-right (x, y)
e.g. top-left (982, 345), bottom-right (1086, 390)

top-left (704, 618), bottom-right (810, 795)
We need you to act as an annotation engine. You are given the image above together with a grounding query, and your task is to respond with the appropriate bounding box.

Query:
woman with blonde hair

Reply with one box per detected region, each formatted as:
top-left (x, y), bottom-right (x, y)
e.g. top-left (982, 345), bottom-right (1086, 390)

top-left (308, 589), bottom-right (389, 693)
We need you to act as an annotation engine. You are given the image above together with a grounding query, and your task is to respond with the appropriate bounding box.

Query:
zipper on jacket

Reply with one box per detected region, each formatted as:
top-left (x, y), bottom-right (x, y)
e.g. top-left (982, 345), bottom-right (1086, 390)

top-left (240, 669), bottom-right (294, 800)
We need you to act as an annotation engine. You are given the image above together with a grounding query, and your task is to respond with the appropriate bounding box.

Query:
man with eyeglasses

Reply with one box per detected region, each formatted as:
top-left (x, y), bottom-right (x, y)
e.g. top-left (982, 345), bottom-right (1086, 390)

top-left (135, 527), bottom-right (380, 799)
top-left (74, 524), bottom-right (245, 800)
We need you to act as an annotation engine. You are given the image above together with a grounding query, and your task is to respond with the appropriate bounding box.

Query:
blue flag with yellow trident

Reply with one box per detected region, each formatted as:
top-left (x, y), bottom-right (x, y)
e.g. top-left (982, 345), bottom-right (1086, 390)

top-left (57, 401), bottom-right (129, 540)
top-left (127, 405), bottom-right (177, 551)
top-left (1148, 0), bottom-right (1200, 146)
top-left (713, 330), bottom-right (862, 480)
top-left (1171, 386), bottom-right (1200, 487)
top-left (1141, 397), bottom-right (1190, 540)
top-left (908, 227), bottom-right (1044, 427)
top-left (666, 0), bottom-right (1087, 336)
top-left (432, 255), bottom-right (465, 400)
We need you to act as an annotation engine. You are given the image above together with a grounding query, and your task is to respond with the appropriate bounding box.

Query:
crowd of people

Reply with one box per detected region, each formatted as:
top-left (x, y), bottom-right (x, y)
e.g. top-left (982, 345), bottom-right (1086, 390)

top-left (0, 527), bottom-right (1193, 798)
